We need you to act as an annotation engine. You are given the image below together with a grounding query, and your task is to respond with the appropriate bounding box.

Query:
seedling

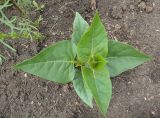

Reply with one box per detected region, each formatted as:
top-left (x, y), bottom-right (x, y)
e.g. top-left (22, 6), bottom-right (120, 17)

top-left (15, 11), bottom-right (152, 116)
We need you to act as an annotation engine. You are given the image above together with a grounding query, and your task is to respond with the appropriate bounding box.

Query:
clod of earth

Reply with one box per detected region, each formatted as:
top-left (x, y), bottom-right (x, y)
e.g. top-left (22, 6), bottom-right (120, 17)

top-left (110, 6), bottom-right (123, 19)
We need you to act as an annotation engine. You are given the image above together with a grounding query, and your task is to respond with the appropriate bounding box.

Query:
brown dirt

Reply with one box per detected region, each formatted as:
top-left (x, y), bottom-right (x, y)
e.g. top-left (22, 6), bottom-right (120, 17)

top-left (0, 0), bottom-right (160, 118)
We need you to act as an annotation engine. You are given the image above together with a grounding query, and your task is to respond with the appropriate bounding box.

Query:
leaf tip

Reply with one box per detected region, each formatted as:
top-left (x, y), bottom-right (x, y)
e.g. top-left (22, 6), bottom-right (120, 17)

top-left (94, 10), bottom-right (100, 18)
top-left (148, 55), bottom-right (154, 61)
top-left (75, 12), bottom-right (81, 18)
top-left (143, 54), bottom-right (154, 62)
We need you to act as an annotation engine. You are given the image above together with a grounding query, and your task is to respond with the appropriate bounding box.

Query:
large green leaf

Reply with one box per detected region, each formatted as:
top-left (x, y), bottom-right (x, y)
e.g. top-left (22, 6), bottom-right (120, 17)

top-left (77, 12), bottom-right (108, 62)
top-left (15, 40), bottom-right (75, 84)
top-left (107, 40), bottom-right (153, 77)
top-left (72, 12), bottom-right (89, 45)
top-left (73, 70), bottom-right (93, 107)
top-left (81, 67), bottom-right (112, 115)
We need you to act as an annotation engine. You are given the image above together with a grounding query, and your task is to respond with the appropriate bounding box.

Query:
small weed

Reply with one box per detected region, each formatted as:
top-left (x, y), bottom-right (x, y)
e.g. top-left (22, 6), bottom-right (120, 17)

top-left (0, 0), bottom-right (44, 64)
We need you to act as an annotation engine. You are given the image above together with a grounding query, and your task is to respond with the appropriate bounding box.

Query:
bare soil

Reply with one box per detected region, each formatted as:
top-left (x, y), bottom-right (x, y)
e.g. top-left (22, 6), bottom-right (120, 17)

top-left (0, 0), bottom-right (160, 118)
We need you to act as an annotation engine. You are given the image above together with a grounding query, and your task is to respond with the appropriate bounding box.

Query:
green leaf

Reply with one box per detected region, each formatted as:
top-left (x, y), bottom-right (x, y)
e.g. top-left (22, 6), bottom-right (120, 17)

top-left (73, 70), bottom-right (93, 107)
top-left (81, 67), bottom-right (112, 115)
top-left (77, 12), bottom-right (108, 62)
top-left (72, 12), bottom-right (89, 45)
top-left (107, 40), bottom-right (153, 77)
top-left (15, 40), bottom-right (75, 84)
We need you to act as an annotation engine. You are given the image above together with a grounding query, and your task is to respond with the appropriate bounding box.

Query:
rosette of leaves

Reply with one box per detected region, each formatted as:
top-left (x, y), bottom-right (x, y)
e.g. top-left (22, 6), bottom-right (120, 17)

top-left (15, 11), bottom-right (152, 116)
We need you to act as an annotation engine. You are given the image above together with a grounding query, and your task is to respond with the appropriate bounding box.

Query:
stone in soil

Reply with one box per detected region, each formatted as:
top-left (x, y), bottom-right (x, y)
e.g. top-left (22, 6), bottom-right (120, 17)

top-left (110, 6), bottom-right (123, 19)
top-left (134, 0), bottom-right (142, 5)
top-left (138, 1), bottom-right (146, 10)
top-left (137, 1), bottom-right (154, 13)
top-left (145, 5), bottom-right (153, 13)
top-left (130, 5), bottom-right (135, 10)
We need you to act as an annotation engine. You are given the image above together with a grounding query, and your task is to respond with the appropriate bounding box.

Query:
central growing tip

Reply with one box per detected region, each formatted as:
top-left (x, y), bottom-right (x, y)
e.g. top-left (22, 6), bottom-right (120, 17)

top-left (89, 55), bottom-right (107, 70)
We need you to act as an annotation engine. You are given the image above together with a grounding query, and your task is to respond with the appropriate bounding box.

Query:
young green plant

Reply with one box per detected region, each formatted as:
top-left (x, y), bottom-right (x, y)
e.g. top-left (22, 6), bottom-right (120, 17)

top-left (15, 11), bottom-right (152, 116)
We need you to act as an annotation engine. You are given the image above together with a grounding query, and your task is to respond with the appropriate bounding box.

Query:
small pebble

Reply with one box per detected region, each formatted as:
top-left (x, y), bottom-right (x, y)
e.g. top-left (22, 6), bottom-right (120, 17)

top-left (91, 0), bottom-right (96, 10)
top-left (128, 81), bottom-right (132, 84)
top-left (145, 6), bottom-right (153, 13)
top-left (122, 5), bottom-right (127, 11)
top-left (38, 102), bottom-right (41, 106)
top-left (151, 111), bottom-right (155, 115)
top-left (134, 0), bottom-right (142, 5)
top-left (75, 101), bottom-right (80, 106)
top-left (44, 86), bottom-right (48, 92)
top-left (148, 96), bottom-right (154, 100)
top-left (138, 1), bottom-right (146, 10)
top-left (31, 101), bottom-right (34, 104)
top-left (115, 24), bottom-right (121, 31)
top-left (52, 32), bottom-right (56, 35)
top-left (62, 85), bottom-right (69, 92)
top-left (130, 5), bottom-right (135, 10)
top-left (52, 15), bottom-right (59, 21)
top-left (111, 6), bottom-right (123, 19)
top-left (24, 73), bottom-right (28, 78)
top-left (153, 2), bottom-right (155, 7)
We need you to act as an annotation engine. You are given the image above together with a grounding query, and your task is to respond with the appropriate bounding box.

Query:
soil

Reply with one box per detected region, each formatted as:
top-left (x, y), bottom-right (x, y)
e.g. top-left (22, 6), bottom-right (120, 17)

top-left (0, 0), bottom-right (160, 118)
